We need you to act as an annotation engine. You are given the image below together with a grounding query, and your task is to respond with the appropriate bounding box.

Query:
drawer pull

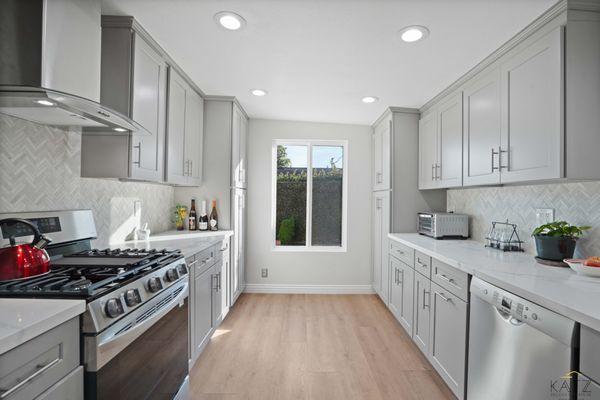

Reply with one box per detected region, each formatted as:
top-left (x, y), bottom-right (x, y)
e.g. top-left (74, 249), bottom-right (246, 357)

top-left (417, 257), bottom-right (427, 265)
top-left (423, 290), bottom-right (430, 309)
top-left (436, 292), bottom-right (452, 303)
top-left (0, 358), bottom-right (61, 399)
top-left (438, 273), bottom-right (455, 284)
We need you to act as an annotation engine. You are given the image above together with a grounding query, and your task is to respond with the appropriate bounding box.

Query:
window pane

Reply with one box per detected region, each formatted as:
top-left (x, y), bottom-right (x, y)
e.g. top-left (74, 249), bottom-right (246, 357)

top-left (276, 145), bottom-right (307, 246)
top-left (311, 146), bottom-right (343, 246)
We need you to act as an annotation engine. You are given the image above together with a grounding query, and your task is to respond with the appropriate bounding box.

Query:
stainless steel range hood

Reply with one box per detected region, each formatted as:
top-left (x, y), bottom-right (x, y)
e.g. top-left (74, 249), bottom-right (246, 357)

top-left (0, 0), bottom-right (147, 135)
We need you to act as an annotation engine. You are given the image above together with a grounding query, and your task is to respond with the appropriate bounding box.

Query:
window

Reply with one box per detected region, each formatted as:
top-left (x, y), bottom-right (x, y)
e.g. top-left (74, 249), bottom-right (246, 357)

top-left (272, 140), bottom-right (347, 251)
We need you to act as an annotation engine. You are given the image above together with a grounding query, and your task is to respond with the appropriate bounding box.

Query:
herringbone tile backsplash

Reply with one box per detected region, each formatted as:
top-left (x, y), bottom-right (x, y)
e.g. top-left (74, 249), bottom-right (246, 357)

top-left (447, 183), bottom-right (600, 257)
top-left (0, 115), bottom-right (174, 247)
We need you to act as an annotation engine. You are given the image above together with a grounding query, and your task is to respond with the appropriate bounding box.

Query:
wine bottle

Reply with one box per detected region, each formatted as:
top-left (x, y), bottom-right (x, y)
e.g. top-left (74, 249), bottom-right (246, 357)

top-left (199, 200), bottom-right (209, 231)
top-left (188, 198), bottom-right (197, 231)
top-left (209, 200), bottom-right (218, 231)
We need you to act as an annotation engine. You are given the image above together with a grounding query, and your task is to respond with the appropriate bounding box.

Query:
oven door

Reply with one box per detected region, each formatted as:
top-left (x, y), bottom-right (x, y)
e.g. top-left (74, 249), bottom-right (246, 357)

top-left (417, 213), bottom-right (434, 236)
top-left (84, 280), bottom-right (189, 400)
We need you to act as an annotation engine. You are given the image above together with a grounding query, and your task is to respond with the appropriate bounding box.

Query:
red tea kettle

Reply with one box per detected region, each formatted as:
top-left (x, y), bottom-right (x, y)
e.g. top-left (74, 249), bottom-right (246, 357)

top-left (0, 218), bottom-right (52, 281)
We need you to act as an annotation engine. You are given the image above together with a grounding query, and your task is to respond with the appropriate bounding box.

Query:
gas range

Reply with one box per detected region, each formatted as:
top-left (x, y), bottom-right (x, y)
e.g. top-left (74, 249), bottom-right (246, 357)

top-left (0, 210), bottom-right (190, 400)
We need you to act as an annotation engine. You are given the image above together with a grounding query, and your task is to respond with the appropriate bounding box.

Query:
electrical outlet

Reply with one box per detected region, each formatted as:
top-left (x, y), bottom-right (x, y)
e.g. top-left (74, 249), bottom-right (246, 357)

top-left (535, 208), bottom-right (554, 226)
top-left (261, 268), bottom-right (268, 278)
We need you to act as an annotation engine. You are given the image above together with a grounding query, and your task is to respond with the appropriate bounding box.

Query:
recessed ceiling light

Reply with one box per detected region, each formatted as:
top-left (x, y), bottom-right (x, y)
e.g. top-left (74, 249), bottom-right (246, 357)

top-left (251, 89), bottom-right (267, 97)
top-left (399, 25), bottom-right (430, 43)
top-left (214, 11), bottom-right (246, 31)
top-left (113, 127), bottom-right (127, 132)
top-left (362, 96), bottom-right (378, 104)
top-left (35, 100), bottom-right (54, 106)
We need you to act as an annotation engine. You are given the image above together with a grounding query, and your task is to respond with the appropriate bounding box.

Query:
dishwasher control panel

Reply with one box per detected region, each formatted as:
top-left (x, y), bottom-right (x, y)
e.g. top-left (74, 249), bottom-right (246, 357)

top-left (470, 277), bottom-right (576, 345)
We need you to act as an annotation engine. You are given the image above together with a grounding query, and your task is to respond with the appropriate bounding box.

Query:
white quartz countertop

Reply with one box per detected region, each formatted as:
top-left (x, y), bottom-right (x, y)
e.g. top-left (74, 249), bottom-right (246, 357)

top-left (114, 230), bottom-right (233, 259)
top-left (0, 299), bottom-right (85, 355)
top-left (389, 233), bottom-right (600, 331)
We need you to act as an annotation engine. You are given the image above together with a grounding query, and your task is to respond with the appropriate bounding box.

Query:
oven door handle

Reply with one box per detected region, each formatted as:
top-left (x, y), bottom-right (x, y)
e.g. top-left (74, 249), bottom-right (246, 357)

top-left (94, 282), bottom-right (188, 370)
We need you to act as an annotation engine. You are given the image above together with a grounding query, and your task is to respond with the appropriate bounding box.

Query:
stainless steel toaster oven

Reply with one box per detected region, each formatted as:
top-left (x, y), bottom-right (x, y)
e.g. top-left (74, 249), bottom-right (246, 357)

top-left (417, 212), bottom-right (469, 239)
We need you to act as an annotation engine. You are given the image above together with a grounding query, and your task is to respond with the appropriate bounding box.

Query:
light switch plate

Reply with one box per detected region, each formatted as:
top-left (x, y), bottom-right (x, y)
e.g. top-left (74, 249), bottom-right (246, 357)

top-left (535, 208), bottom-right (554, 226)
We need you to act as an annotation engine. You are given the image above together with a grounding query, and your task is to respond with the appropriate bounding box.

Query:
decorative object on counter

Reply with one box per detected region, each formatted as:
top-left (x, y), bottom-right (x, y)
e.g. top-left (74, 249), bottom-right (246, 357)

top-left (564, 258), bottom-right (600, 277)
top-left (134, 223), bottom-right (151, 241)
top-left (485, 220), bottom-right (524, 252)
top-left (209, 200), bottom-right (219, 231)
top-left (532, 221), bottom-right (590, 261)
top-left (189, 198), bottom-right (198, 231)
top-left (0, 219), bottom-right (51, 281)
top-left (199, 200), bottom-right (209, 231)
top-left (173, 205), bottom-right (188, 231)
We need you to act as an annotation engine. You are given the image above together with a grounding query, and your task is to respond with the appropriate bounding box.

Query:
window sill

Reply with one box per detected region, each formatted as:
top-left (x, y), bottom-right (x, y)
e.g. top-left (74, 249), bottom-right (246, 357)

top-left (271, 246), bottom-right (347, 253)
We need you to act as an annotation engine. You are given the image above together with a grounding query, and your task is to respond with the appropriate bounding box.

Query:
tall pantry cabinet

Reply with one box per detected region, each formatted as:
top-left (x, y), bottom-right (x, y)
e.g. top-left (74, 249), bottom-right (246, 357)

top-left (175, 97), bottom-right (249, 306)
top-left (371, 108), bottom-right (446, 304)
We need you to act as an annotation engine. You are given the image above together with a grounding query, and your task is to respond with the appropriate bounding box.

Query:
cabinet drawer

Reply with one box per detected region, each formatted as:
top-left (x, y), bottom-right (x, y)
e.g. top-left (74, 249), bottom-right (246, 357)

top-left (414, 251), bottom-right (431, 278)
top-left (36, 366), bottom-right (83, 400)
top-left (194, 244), bottom-right (219, 276)
top-left (581, 325), bottom-right (600, 383)
top-left (389, 240), bottom-right (414, 267)
top-left (0, 317), bottom-right (79, 400)
top-left (431, 259), bottom-right (469, 301)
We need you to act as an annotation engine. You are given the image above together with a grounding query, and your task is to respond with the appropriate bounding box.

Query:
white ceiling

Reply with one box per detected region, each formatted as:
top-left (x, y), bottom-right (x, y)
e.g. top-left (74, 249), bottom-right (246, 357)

top-left (102, 0), bottom-right (556, 125)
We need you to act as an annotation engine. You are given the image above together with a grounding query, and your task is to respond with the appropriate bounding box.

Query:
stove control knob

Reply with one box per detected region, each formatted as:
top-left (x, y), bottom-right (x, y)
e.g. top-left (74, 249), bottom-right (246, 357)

top-left (147, 277), bottom-right (163, 293)
top-left (165, 268), bottom-right (180, 283)
top-left (105, 298), bottom-right (124, 318)
top-left (124, 289), bottom-right (142, 307)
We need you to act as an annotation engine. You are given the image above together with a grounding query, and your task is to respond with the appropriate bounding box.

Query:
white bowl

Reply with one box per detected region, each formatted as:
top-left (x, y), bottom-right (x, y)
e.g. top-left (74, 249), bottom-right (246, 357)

top-left (564, 259), bottom-right (600, 277)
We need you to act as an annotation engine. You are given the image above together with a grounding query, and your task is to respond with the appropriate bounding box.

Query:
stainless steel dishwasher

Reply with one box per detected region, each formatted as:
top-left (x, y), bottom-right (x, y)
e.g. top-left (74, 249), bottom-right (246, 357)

top-left (468, 277), bottom-right (578, 400)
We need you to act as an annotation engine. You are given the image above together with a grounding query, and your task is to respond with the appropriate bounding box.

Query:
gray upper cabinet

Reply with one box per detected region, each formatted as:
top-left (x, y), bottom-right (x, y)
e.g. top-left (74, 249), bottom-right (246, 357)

top-left (500, 27), bottom-right (563, 183)
top-left (436, 92), bottom-right (463, 188)
top-left (418, 111), bottom-right (437, 190)
top-left (165, 68), bottom-right (204, 186)
top-left (462, 68), bottom-right (502, 186)
top-left (231, 104), bottom-right (248, 189)
top-left (130, 34), bottom-right (167, 181)
top-left (372, 115), bottom-right (392, 191)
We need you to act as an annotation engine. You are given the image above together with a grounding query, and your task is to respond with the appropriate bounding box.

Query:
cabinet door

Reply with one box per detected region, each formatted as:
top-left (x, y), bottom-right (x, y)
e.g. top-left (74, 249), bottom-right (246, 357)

top-left (413, 272), bottom-right (431, 354)
top-left (371, 193), bottom-right (382, 297)
top-left (437, 92), bottom-right (463, 188)
top-left (165, 68), bottom-right (188, 185)
top-left (193, 265), bottom-right (214, 362)
top-left (418, 111), bottom-right (438, 190)
top-left (130, 34), bottom-right (166, 181)
top-left (231, 189), bottom-right (245, 305)
top-left (388, 257), bottom-right (402, 321)
top-left (185, 88), bottom-right (204, 185)
top-left (231, 104), bottom-right (244, 188)
top-left (500, 27), bottom-right (563, 183)
top-left (429, 282), bottom-right (468, 400)
top-left (239, 112), bottom-right (248, 188)
top-left (398, 261), bottom-right (414, 336)
top-left (463, 68), bottom-right (501, 186)
top-left (211, 262), bottom-right (223, 327)
top-left (373, 191), bottom-right (390, 303)
top-left (219, 238), bottom-right (231, 319)
top-left (373, 117), bottom-right (391, 191)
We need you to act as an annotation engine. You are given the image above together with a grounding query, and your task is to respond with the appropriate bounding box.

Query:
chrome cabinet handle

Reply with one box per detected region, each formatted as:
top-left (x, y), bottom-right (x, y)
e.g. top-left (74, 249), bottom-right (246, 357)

top-left (499, 147), bottom-right (508, 170)
top-left (398, 269), bottom-right (404, 285)
top-left (423, 290), bottom-right (430, 309)
top-left (438, 273), bottom-right (455, 284)
top-left (491, 147), bottom-right (499, 172)
top-left (133, 142), bottom-right (142, 166)
top-left (0, 358), bottom-right (62, 398)
top-left (212, 274), bottom-right (218, 291)
top-left (431, 164), bottom-right (435, 180)
top-left (218, 272), bottom-right (221, 291)
top-left (395, 268), bottom-right (399, 284)
top-left (436, 291), bottom-right (452, 303)
top-left (435, 163), bottom-right (441, 180)
top-left (376, 172), bottom-right (383, 184)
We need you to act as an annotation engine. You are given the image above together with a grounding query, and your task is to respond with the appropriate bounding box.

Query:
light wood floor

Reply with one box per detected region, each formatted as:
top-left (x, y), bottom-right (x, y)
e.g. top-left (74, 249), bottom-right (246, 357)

top-left (189, 293), bottom-right (455, 400)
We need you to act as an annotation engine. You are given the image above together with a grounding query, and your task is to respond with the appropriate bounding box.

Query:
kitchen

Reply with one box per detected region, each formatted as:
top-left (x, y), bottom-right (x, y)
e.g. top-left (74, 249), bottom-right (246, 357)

top-left (1, 0), bottom-right (600, 399)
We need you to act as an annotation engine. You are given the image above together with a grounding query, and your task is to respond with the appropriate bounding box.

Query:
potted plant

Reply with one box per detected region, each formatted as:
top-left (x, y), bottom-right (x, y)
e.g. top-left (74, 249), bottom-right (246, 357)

top-left (531, 221), bottom-right (590, 261)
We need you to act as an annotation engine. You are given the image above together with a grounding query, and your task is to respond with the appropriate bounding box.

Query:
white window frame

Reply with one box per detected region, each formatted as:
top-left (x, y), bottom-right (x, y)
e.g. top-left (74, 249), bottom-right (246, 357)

top-left (271, 139), bottom-right (348, 252)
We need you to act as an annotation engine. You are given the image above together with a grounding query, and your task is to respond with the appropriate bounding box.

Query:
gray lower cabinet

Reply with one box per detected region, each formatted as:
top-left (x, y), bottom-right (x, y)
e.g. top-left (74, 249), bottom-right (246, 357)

top-left (0, 317), bottom-right (81, 400)
top-left (211, 261), bottom-right (224, 327)
top-left (389, 256), bottom-right (414, 336)
top-left (191, 261), bottom-right (214, 364)
top-left (581, 325), bottom-right (600, 386)
top-left (429, 282), bottom-right (468, 400)
top-left (413, 272), bottom-right (431, 354)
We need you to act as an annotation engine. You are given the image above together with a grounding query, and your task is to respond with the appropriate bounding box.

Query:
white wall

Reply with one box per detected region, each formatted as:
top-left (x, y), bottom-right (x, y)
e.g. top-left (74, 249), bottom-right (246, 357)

top-left (246, 119), bottom-right (372, 292)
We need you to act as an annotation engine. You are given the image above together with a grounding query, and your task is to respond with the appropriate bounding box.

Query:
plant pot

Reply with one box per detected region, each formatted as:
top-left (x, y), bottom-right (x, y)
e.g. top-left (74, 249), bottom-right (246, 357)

top-left (533, 235), bottom-right (577, 261)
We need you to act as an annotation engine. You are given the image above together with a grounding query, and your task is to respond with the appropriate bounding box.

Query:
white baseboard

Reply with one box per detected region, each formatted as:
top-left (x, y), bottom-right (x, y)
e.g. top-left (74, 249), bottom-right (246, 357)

top-left (244, 284), bottom-right (375, 294)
